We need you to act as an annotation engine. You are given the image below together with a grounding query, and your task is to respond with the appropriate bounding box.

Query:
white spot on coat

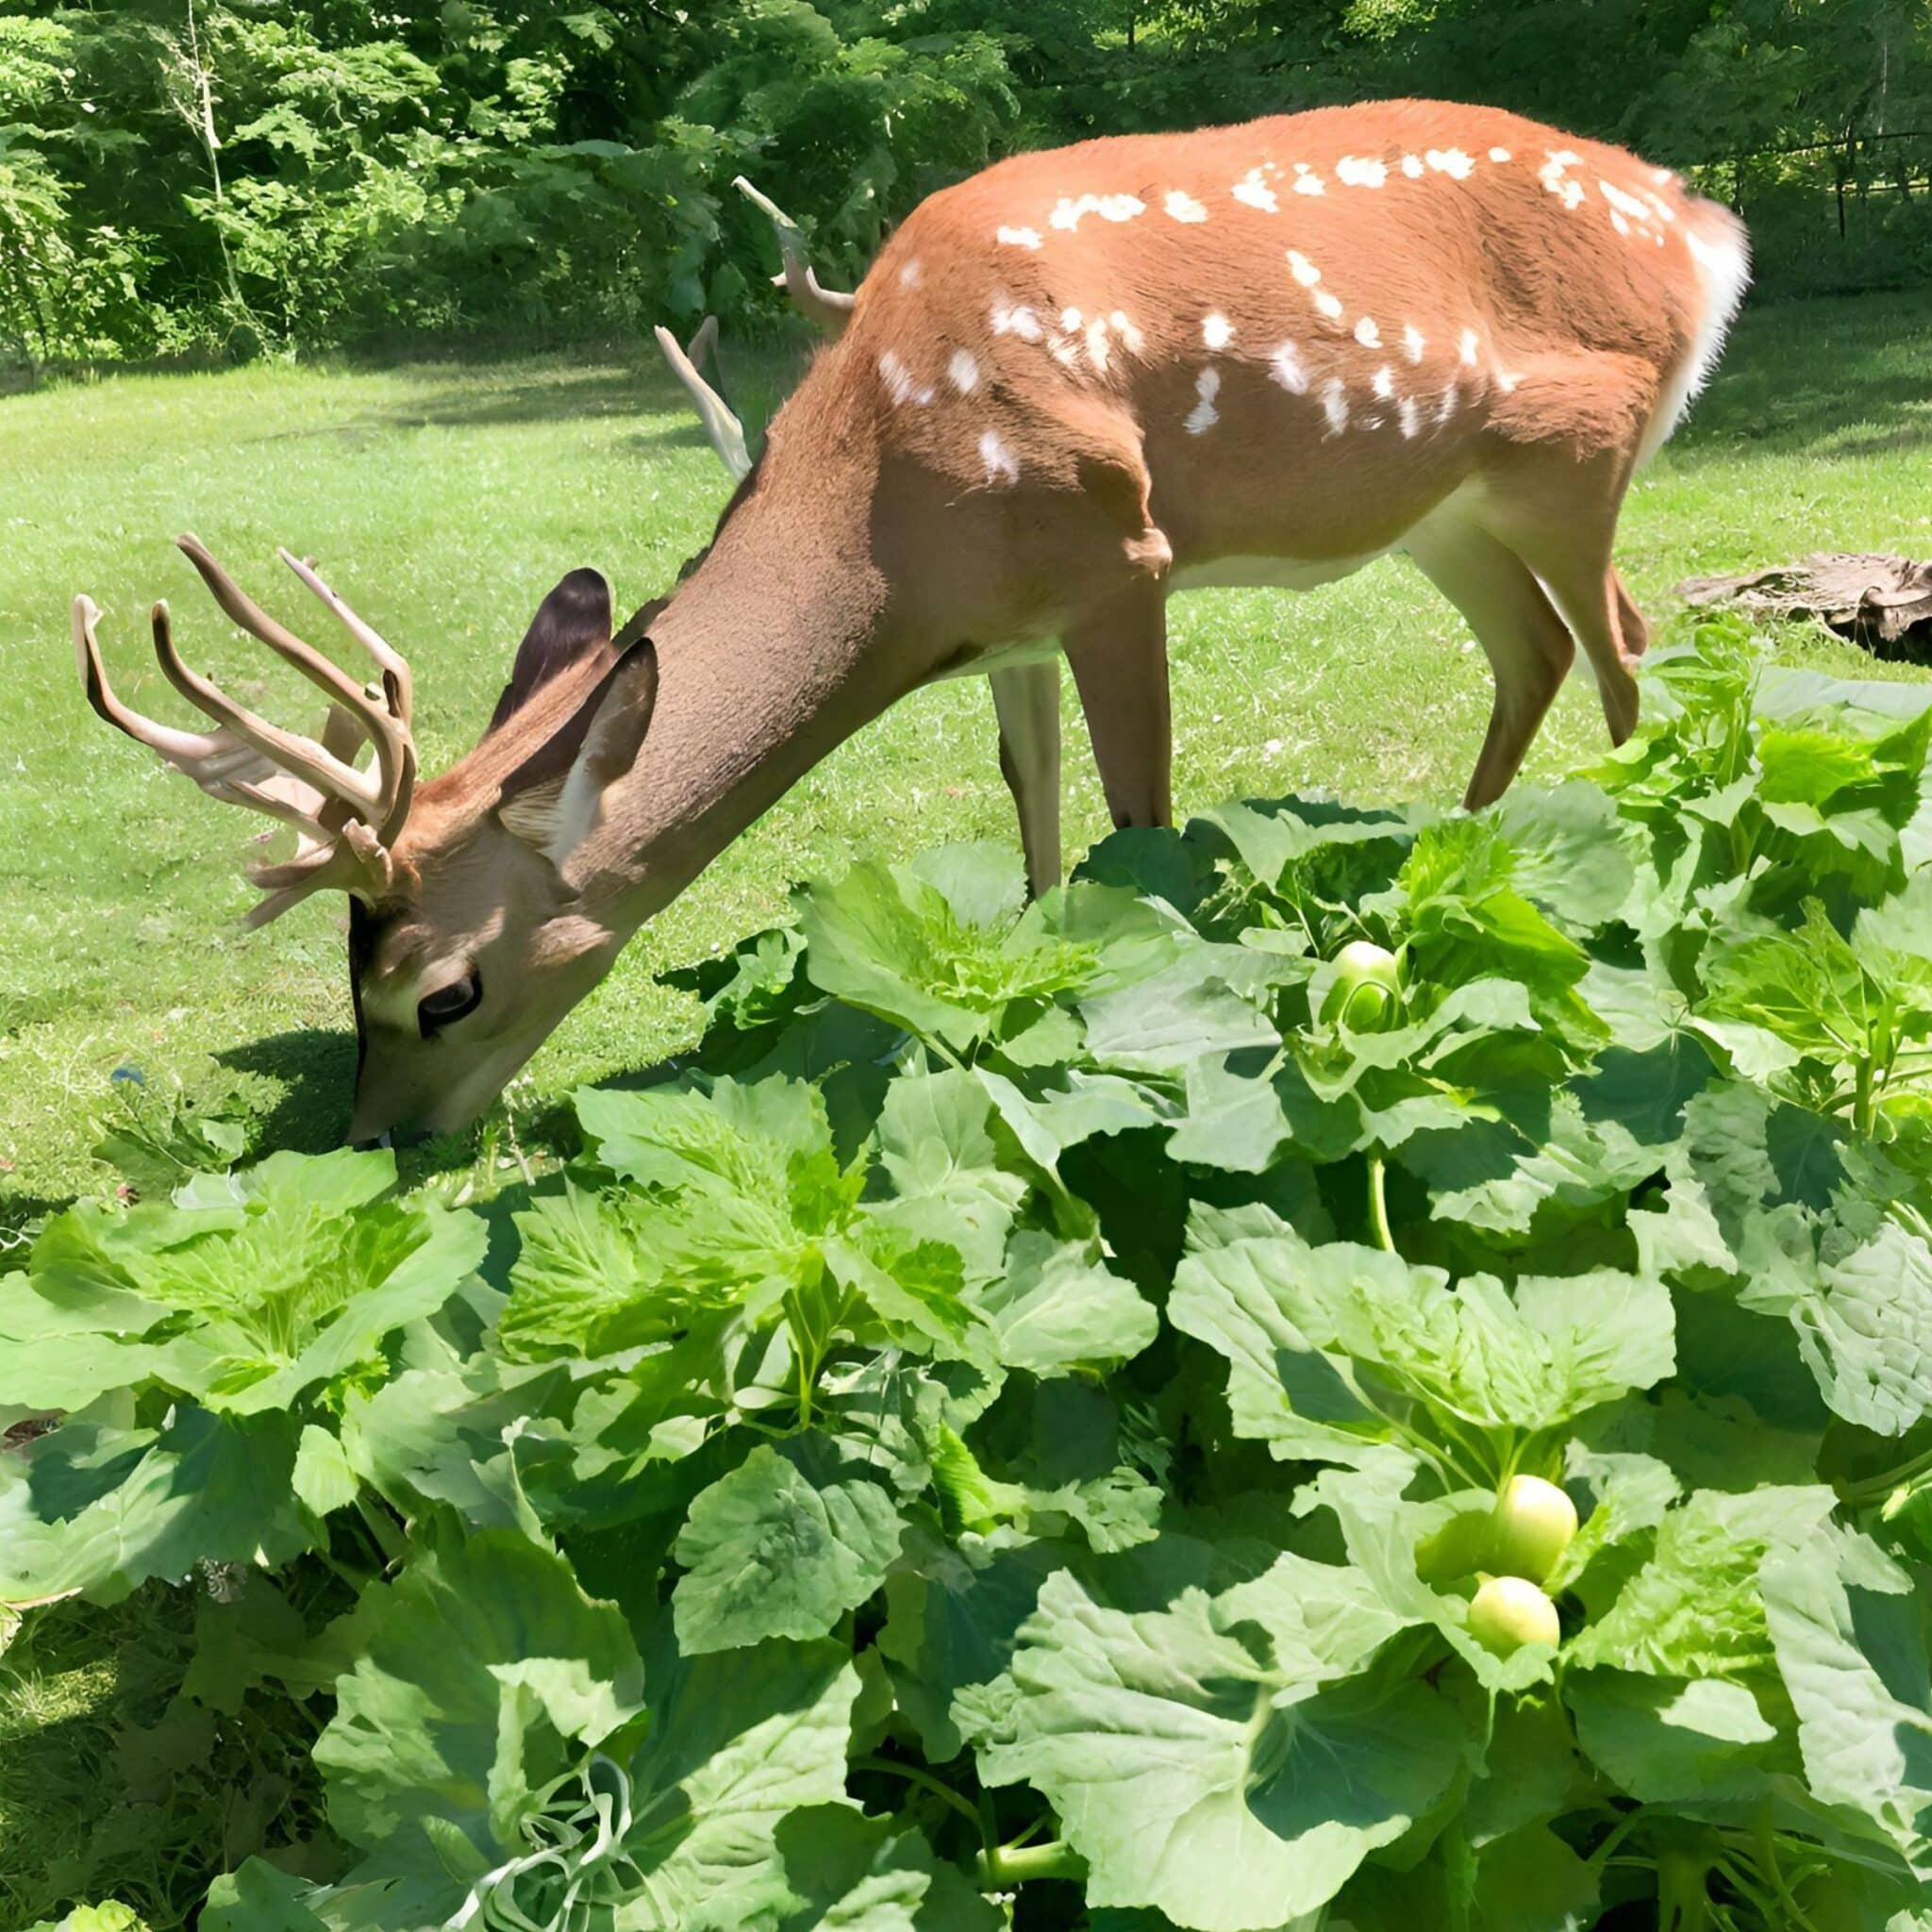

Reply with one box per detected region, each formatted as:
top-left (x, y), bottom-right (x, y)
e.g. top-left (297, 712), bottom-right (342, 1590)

top-left (1401, 154), bottom-right (1425, 178)
top-left (1164, 189), bottom-right (1208, 223)
top-left (1233, 168), bottom-right (1278, 212)
top-left (900, 259), bottom-right (922, 287)
top-left (1398, 395), bottom-right (1422, 439)
top-left (1336, 155), bottom-right (1388, 188)
top-left (1314, 290), bottom-right (1344, 321)
top-left (1372, 365), bottom-right (1395, 400)
top-left (1269, 341), bottom-right (1307, 393)
top-left (1202, 311), bottom-right (1236, 350)
top-left (1402, 323), bottom-right (1426, 363)
top-left (1611, 210), bottom-right (1631, 238)
top-left (1186, 367), bottom-right (1222, 435)
top-left (1354, 315), bottom-right (1381, 348)
top-left (1050, 192), bottom-right (1146, 231)
top-left (1291, 169), bottom-right (1326, 196)
top-left (991, 298), bottom-right (1042, 341)
top-left (1489, 146), bottom-right (1512, 164)
top-left (1493, 365), bottom-right (1522, 394)
top-left (1601, 180), bottom-right (1653, 224)
top-left (1287, 249), bottom-right (1322, 287)
top-left (879, 351), bottom-right (932, 406)
top-left (1110, 309), bottom-right (1145, 355)
top-left (1086, 318), bottom-right (1111, 372)
top-left (1320, 378), bottom-right (1349, 436)
top-left (996, 225), bottom-right (1042, 249)
top-left (949, 348), bottom-right (979, 392)
top-left (1425, 148), bottom-right (1475, 180)
top-left (1061, 306), bottom-right (1083, 332)
top-left (979, 429), bottom-right (1020, 486)
top-left (1457, 327), bottom-right (1480, 366)
top-left (1437, 382), bottom-right (1460, 424)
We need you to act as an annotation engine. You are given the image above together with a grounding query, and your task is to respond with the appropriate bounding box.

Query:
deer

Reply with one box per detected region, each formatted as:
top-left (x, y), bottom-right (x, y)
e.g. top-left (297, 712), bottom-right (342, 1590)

top-left (73, 99), bottom-right (1748, 1144)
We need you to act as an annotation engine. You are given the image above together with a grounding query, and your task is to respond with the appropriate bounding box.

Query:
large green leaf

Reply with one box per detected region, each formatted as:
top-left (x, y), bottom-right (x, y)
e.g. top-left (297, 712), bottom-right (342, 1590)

top-left (315, 1526), bottom-right (644, 1883)
top-left (673, 1438), bottom-right (906, 1653)
top-left (976, 1567), bottom-right (1464, 1930)
top-left (1764, 1524), bottom-right (1932, 1879)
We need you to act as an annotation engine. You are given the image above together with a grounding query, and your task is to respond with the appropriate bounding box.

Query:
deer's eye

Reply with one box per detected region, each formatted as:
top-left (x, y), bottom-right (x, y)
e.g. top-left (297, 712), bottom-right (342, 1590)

top-left (418, 973), bottom-right (482, 1037)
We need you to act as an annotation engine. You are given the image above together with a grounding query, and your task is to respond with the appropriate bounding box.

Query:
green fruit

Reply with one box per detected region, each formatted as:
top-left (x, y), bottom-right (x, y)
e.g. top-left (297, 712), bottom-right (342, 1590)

top-left (1488, 1475), bottom-right (1578, 1584)
top-left (1468, 1574), bottom-right (1560, 1656)
top-left (1319, 940), bottom-right (1402, 1032)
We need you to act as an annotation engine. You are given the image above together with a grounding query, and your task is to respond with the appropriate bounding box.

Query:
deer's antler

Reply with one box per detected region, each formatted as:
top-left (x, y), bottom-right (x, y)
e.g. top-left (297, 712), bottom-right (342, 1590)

top-left (655, 323), bottom-right (752, 482)
top-left (734, 176), bottom-right (855, 336)
top-left (74, 537), bottom-right (417, 925)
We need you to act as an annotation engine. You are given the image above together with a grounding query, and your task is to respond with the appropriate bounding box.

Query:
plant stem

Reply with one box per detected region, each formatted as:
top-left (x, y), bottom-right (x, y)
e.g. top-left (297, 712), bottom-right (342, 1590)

top-left (1368, 1156), bottom-right (1396, 1254)
top-left (850, 1757), bottom-right (986, 1837)
top-left (975, 1839), bottom-right (1087, 1888)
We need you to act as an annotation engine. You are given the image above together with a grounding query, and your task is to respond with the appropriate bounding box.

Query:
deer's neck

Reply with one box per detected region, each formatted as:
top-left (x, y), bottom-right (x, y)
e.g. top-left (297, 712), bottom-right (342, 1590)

top-left (573, 487), bottom-right (899, 926)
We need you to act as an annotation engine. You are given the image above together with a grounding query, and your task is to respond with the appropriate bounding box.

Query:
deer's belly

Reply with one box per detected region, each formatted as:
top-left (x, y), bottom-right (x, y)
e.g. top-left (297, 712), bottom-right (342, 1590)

top-left (1166, 551), bottom-right (1386, 593)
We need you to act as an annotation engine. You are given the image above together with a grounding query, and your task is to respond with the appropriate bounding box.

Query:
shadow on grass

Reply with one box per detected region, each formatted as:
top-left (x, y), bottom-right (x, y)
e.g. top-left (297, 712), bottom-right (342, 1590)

top-left (214, 1027), bottom-right (357, 1156)
top-left (1675, 291), bottom-right (1932, 465)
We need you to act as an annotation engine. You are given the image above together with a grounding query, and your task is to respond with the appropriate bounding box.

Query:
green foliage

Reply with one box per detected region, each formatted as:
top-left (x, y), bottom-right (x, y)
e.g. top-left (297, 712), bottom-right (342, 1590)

top-left (0, 0), bottom-right (1926, 365)
top-left (17, 624), bottom-right (1932, 1927)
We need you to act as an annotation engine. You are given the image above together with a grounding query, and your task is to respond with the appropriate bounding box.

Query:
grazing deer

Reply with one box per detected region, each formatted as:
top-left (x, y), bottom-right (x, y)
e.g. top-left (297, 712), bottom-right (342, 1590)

top-left (75, 100), bottom-right (1747, 1141)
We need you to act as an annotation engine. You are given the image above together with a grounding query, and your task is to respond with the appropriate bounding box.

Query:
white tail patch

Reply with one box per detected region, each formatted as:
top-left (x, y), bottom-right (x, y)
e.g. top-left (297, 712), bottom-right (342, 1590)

top-left (1050, 192), bottom-right (1146, 231)
top-left (1320, 377), bottom-right (1349, 436)
top-left (1336, 155), bottom-right (1388, 188)
top-left (1354, 316), bottom-right (1381, 348)
top-left (991, 298), bottom-right (1042, 342)
top-left (1185, 367), bottom-right (1222, 435)
top-left (1402, 323), bottom-right (1426, 363)
top-left (949, 349), bottom-right (979, 392)
top-left (1314, 290), bottom-right (1344, 321)
top-left (1164, 189), bottom-right (1208, 223)
top-left (1426, 148), bottom-right (1474, 179)
top-left (1639, 208), bottom-right (1751, 466)
top-left (1202, 312), bottom-right (1236, 350)
top-left (979, 429), bottom-right (1021, 487)
top-left (996, 225), bottom-right (1042, 249)
top-left (1287, 249), bottom-right (1322, 287)
top-left (1233, 168), bottom-right (1278, 212)
top-left (1372, 365), bottom-right (1395, 400)
top-left (1269, 341), bottom-right (1308, 394)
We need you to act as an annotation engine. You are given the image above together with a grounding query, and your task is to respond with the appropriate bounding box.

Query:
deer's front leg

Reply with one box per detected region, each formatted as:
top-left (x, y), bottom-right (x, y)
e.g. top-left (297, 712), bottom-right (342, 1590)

top-left (1064, 581), bottom-right (1171, 831)
top-left (990, 659), bottom-right (1062, 898)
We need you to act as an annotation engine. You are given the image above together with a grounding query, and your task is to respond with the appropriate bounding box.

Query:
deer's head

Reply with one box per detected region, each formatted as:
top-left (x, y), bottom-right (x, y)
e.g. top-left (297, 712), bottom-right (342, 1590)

top-left (75, 540), bottom-right (661, 1143)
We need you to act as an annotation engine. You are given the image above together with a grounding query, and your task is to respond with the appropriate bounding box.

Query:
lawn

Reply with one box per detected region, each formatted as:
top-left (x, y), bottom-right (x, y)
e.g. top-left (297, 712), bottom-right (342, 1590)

top-left (3, 291), bottom-right (1930, 1218)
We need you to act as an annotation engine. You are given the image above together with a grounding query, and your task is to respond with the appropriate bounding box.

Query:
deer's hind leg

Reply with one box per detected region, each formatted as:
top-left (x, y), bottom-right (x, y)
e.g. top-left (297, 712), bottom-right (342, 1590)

top-left (990, 659), bottom-right (1063, 897)
top-left (1406, 520), bottom-right (1576, 811)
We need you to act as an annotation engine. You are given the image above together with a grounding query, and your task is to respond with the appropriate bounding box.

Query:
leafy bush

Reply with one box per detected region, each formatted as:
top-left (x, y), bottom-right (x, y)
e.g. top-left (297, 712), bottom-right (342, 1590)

top-left (10, 619), bottom-right (1932, 1928)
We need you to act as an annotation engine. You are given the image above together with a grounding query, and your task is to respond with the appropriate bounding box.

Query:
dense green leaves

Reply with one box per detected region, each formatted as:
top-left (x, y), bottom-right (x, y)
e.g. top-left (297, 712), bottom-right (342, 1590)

top-left (17, 625), bottom-right (1932, 1930)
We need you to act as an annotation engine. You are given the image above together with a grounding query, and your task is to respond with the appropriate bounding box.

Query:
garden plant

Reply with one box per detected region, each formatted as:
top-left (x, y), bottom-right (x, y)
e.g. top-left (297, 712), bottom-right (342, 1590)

top-left (8, 614), bottom-right (1932, 1929)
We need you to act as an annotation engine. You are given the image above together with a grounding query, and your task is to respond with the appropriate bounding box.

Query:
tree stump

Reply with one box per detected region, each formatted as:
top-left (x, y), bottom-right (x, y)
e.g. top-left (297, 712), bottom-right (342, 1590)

top-left (1675, 553), bottom-right (1932, 661)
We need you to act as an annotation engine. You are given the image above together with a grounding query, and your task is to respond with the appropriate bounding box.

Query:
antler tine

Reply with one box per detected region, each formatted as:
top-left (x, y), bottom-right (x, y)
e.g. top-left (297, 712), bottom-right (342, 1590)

top-left (654, 323), bottom-right (752, 482)
top-left (733, 175), bottom-right (856, 334)
top-left (276, 548), bottom-right (415, 730)
top-left (174, 534), bottom-right (407, 818)
top-left (75, 592), bottom-right (337, 843)
top-left (148, 598), bottom-right (384, 818)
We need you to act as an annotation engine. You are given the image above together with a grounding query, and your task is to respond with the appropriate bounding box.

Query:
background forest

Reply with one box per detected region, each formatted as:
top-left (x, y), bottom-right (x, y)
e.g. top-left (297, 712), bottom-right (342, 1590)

top-left (1, 0), bottom-right (1929, 370)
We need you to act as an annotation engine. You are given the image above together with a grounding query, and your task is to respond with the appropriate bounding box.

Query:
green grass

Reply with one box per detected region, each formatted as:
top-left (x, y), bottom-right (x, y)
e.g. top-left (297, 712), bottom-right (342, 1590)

top-left (3, 293), bottom-right (1930, 1216)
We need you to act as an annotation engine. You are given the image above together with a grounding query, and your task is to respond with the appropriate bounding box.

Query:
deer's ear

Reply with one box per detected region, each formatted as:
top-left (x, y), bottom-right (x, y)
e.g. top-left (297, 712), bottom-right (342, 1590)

top-left (489, 568), bottom-right (615, 730)
top-left (494, 637), bottom-right (658, 873)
